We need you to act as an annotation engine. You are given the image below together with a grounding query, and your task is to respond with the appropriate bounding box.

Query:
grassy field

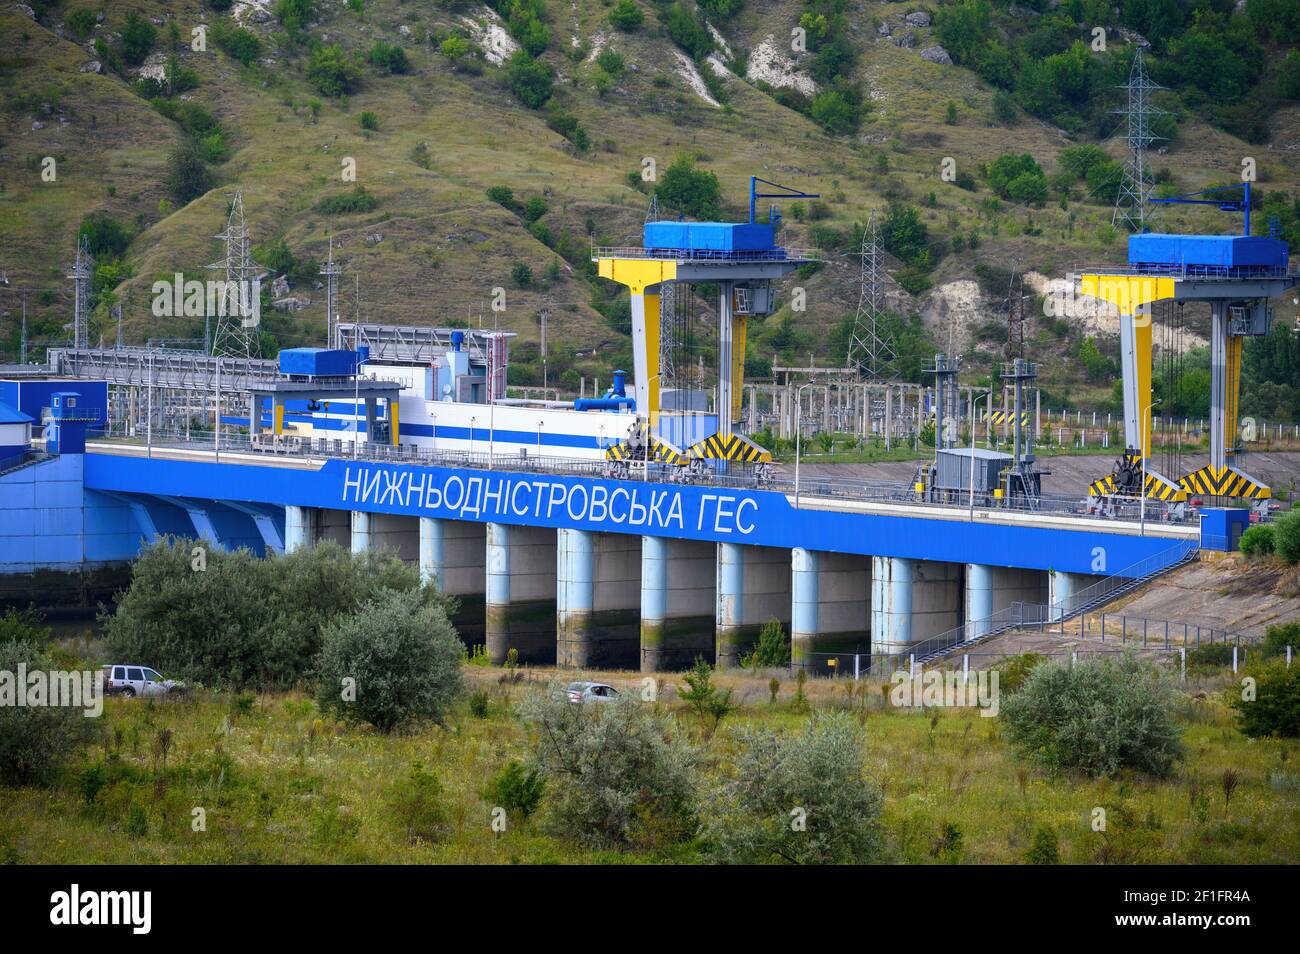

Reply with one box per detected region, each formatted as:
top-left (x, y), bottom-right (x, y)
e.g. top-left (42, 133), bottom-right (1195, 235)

top-left (5, 662), bottom-right (1299, 864)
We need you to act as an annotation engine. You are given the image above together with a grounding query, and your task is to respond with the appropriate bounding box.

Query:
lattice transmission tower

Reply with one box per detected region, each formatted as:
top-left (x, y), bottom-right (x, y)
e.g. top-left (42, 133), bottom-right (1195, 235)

top-left (207, 191), bottom-right (261, 357)
top-left (321, 234), bottom-right (342, 348)
top-left (846, 211), bottom-right (896, 379)
top-left (1113, 48), bottom-right (1168, 233)
top-left (68, 234), bottom-right (94, 349)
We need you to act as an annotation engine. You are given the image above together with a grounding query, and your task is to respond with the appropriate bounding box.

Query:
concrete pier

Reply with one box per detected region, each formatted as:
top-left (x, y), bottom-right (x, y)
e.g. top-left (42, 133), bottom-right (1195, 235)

top-left (284, 505), bottom-right (316, 553)
top-left (791, 548), bottom-right (871, 670)
top-left (485, 522), bottom-right (557, 664)
top-left (715, 542), bottom-right (792, 668)
top-left (640, 536), bottom-right (716, 671)
top-left (556, 528), bottom-right (641, 668)
top-left (964, 564), bottom-right (1048, 637)
top-left (1048, 569), bottom-right (1098, 620)
top-left (871, 556), bottom-right (961, 655)
top-left (370, 513), bottom-right (418, 561)
top-left (349, 510), bottom-right (372, 554)
top-left (418, 517), bottom-right (486, 641)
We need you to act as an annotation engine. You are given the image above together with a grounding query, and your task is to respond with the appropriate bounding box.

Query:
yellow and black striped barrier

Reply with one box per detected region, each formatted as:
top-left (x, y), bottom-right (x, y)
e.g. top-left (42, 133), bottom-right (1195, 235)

top-left (989, 410), bottom-right (1032, 428)
top-left (605, 435), bottom-right (686, 466)
top-left (1179, 466), bottom-right (1271, 500)
top-left (687, 432), bottom-right (772, 464)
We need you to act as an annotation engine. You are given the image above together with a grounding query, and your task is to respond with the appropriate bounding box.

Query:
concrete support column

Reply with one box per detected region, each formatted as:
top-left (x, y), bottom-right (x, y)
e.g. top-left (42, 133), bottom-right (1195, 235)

top-left (791, 548), bottom-right (871, 671)
top-left (715, 542), bottom-right (792, 668)
top-left (418, 517), bottom-right (486, 641)
top-left (1048, 570), bottom-right (1097, 620)
top-left (284, 505), bottom-right (316, 553)
top-left (640, 536), bottom-right (716, 671)
top-left (418, 516), bottom-right (443, 586)
top-left (486, 522), bottom-right (557, 665)
top-left (557, 529), bottom-right (641, 668)
top-left (871, 556), bottom-right (961, 655)
top-left (965, 564), bottom-right (1049, 637)
top-left (350, 510), bottom-right (372, 554)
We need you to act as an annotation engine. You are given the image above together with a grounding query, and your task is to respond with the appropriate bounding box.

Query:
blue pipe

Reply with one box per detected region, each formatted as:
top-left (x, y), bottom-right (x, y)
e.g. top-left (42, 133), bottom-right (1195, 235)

top-left (573, 397), bottom-right (636, 412)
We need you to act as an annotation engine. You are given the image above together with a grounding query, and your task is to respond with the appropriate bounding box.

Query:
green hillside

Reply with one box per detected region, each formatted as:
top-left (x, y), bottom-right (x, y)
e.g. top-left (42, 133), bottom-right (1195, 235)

top-left (2, 0), bottom-right (1299, 404)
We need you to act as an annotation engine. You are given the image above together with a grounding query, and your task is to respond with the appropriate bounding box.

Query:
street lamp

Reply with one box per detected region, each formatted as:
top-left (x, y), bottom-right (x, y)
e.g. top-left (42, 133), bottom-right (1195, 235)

top-left (352, 348), bottom-right (366, 460)
top-left (968, 388), bottom-right (991, 521)
top-left (793, 382), bottom-right (816, 509)
top-left (1140, 397), bottom-right (1162, 534)
top-left (537, 420), bottom-right (544, 456)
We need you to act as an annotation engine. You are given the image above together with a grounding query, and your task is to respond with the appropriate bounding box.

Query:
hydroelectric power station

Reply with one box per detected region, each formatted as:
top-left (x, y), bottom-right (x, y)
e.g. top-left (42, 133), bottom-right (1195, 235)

top-left (2, 179), bottom-right (1290, 673)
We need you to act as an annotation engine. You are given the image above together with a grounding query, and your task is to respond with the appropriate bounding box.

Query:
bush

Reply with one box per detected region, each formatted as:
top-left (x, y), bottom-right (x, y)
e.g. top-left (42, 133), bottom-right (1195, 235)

top-left (214, 22), bottom-right (262, 66)
top-left (609, 0), bottom-right (644, 31)
top-left (655, 153), bottom-right (722, 219)
top-left (520, 688), bottom-right (698, 850)
top-left (708, 712), bottom-right (883, 864)
top-left (486, 185), bottom-right (515, 208)
top-left (369, 41), bottom-right (410, 74)
top-left (121, 12), bottom-right (157, 67)
top-left (742, 617), bottom-right (789, 668)
top-left (522, 195), bottom-right (548, 222)
top-left (165, 140), bottom-right (213, 204)
top-left (78, 213), bottom-right (132, 259)
top-left (358, 110), bottom-right (379, 130)
top-left (1274, 510), bottom-right (1300, 565)
top-left (315, 185), bottom-right (378, 214)
top-left (65, 8), bottom-right (97, 41)
top-left (1187, 643), bottom-right (1237, 670)
top-left (307, 44), bottom-right (363, 97)
top-left (1232, 660), bottom-right (1300, 738)
top-left (998, 651), bottom-right (1047, 693)
top-left (506, 50), bottom-right (553, 109)
top-left (485, 759), bottom-right (546, 818)
top-left (1239, 524), bottom-right (1275, 557)
top-left (0, 606), bottom-right (46, 644)
top-left (511, 262), bottom-right (532, 287)
top-left (1026, 825), bottom-right (1060, 864)
top-left (1262, 622), bottom-right (1300, 659)
top-left (388, 761), bottom-right (450, 842)
top-left (0, 641), bottom-right (94, 786)
top-left (1001, 653), bottom-right (1185, 777)
top-left (316, 588), bottom-right (464, 732)
top-left (104, 539), bottom-right (426, 689)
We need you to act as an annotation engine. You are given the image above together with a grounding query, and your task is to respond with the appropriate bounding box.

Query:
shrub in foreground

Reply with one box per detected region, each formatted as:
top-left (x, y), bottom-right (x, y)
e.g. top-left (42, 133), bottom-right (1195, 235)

top-left (1238, 523), bottom-right (1274, 557)
top-left (1275, 509), bottom-right (1300, 565)
top-left (104, 539), bottom-right (425, 689)
top-left (1000, 653), bottom-right (1185, 777)
top-left (1232, 660), bottom-right (1300, 738)
top-left (707, 712), bottom-right (883, 864)
top-left (0, 641), bottom-right (94, 787)
top-left (316, 588), bottom-right (463, 732)
top-left (520, 689), bottom-right (697, 850)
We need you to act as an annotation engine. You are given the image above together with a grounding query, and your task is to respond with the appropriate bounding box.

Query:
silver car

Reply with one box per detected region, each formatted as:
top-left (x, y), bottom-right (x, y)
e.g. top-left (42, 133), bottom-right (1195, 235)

top-left (101, 664), bottom-right (186, 698)
top-left (566, 681), bottom-right (620, 704)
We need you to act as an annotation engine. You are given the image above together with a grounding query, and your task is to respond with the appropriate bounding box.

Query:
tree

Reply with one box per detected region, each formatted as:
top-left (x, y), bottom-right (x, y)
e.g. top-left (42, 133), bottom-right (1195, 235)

top-left (316, 588), bottom-right (464, 732)
top-left (165, 140), bottom-right (213, 204)
top-left (121, 12), bottom-right (158, 67)
top-left (708, 712), bottom-right (884, 864)
top-left (880, 202), bottom-right (928, 264)
top-left (1274, 508), bottom-right (1300, 565)
top-left (78, 213), bottom-right (132, 258)
top-left (214, 22), bottom-right (262, 66)
top-left (307, 44), bottom-right (362, 96)
top-left (677, 656), bottom-right (736, 736)
top-left (934, 0), bottom-right (991, 65)
top-left (609, 0), bottom-right (644, 31)
top-left (655, 154), bottom-right (722, 219)
top-left (987, 153), bottom-right (1047, 202)
top-left (1232, 660), bottom-right (1300, 738)
top-left (520, 689), bottom-right (698, 850)
top-left (661, 3), bottom-right (713, 60)
top-left (274, 0), bottom-right (317, 39)
top-left (506, 50), bottom-right (553, 108)
top-left (1001, 653), bottom-right (1185, 777)
top-left (810, 89), bottom-right (859, 135)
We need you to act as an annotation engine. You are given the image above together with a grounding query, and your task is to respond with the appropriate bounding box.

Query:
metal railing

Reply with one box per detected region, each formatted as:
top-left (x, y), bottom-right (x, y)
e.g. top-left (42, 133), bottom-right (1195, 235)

top-left (81, 429), bottom-right (1203, 527)
top-left (1072, 263), bottom-right (1296, 281)
top-left (591, 245), bottom-right (820, 263)
top-left (884, 539), bottom-right (1200, 665)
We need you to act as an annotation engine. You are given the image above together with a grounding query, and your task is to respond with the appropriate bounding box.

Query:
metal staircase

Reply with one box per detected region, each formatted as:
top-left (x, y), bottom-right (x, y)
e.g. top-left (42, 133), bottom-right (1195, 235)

top-left (905, 540), bottom-right (1201, 666)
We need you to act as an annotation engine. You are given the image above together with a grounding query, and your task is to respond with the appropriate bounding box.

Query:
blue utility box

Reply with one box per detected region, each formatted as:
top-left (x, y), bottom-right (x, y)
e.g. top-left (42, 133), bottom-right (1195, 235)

top-left (644, 222), bottom-right (776, 253)
top-left (1200, 507), bottom-right (1251, 551)
top-left (1128, 234), bottom-right (1288, 271)
top-left (278, 348), bottom-right (359, 377)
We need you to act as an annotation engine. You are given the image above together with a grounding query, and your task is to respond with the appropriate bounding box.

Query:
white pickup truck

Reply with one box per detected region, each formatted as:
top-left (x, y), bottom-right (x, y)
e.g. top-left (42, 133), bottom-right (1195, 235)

top-left (100, 664), bottom-right (186, 698)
